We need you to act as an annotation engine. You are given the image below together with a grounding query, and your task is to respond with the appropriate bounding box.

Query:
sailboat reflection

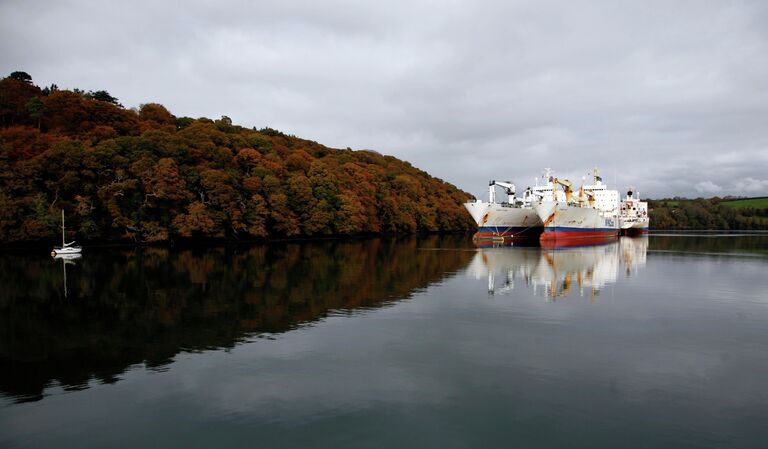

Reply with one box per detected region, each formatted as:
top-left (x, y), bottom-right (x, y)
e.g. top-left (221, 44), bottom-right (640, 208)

top-left (54, 253), bottom-right (82, 298)
top-left (466, 237), bottom-right (648, 301)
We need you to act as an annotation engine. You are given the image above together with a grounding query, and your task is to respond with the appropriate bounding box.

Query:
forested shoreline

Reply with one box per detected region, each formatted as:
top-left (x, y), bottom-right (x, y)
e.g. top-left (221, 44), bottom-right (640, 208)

top-left (1, 72), bottom-right (765, 245)
top-left (0, 72), bottom-right (474, 244)
top-left (648, 198), bottom-right (768, 230)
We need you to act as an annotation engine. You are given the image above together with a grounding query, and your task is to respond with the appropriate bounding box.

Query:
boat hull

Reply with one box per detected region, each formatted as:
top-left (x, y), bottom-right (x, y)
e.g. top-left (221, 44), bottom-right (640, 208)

top-left (619, 219), bottom-right (649, 236)
top-left (464, 201), bottom-right (543, 239)
top-left (534, 201), bottom-right (619, 245)
top-left (539, 228), bottom-right (619, 247)
top-left (53, 253), bottom-right (82, 261)
top-left (620, 228), bottom-right (648, 236)
top-left (52, 246), bottom-right (82, 256)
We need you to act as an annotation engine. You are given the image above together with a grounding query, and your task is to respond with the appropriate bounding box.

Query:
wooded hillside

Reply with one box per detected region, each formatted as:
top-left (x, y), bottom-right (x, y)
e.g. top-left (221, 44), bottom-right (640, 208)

top-left (648, 198), bottom-right (768, 230)
top-left (0, 72), bottom-right (474, 243)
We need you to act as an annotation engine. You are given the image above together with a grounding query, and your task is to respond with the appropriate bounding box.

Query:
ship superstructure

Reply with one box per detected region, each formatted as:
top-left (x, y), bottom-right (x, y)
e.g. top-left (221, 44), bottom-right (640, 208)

top-left (619, 188), bottom-right (649, 235)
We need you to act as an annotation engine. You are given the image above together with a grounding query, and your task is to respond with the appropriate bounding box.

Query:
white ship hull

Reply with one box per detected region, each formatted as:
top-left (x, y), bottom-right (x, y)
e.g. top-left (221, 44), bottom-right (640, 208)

top-left (619, 217), bottom-right (649, 233)
top-left (533, 201), bottom-right (619, 245)
top-left (464, 201), bottom-right (543, 239)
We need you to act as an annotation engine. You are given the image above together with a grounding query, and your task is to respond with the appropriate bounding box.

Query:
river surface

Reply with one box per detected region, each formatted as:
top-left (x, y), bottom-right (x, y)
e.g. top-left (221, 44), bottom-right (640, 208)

top-left (1, 233), bottom-right (767, 448)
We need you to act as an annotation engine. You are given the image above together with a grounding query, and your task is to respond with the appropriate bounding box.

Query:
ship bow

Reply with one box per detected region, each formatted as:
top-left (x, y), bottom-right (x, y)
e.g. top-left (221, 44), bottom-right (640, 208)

top-left (464, 201), bottom-right (490, 226)
top-left (533, 201), bottom-right (557, 225)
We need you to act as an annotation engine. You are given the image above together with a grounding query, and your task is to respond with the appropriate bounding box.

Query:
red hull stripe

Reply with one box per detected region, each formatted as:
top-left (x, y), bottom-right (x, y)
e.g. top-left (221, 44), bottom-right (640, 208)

top-left (540, 228), bottom-right (618, 241)
top-left (539, 237), bottom-right (617, 248)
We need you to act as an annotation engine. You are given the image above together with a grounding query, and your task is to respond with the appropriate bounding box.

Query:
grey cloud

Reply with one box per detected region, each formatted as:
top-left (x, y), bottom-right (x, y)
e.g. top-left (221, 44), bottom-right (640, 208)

top-left (2, 0), bottom-right (767, 197)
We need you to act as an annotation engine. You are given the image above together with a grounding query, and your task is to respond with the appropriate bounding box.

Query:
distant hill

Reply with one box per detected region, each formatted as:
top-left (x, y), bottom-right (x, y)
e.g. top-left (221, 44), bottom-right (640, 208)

top-left (0, 71), bottom-right (474, 244)
top-left (648, 197), bottom-right (768, 230)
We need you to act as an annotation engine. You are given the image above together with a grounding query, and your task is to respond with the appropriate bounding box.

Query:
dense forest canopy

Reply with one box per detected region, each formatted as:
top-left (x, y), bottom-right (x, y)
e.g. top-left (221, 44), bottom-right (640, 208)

top-left (0, 72), bottom-right (474, 243)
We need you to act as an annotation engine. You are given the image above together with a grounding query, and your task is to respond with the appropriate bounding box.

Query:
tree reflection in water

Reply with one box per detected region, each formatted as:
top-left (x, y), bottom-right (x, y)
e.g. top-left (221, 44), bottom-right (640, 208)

top-left (0, 236), bottom-right (474, 403)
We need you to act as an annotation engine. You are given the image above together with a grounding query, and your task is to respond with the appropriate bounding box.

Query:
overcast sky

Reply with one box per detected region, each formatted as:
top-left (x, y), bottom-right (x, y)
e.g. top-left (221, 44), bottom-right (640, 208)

top-left (2, 0), bottom-right (767, 198)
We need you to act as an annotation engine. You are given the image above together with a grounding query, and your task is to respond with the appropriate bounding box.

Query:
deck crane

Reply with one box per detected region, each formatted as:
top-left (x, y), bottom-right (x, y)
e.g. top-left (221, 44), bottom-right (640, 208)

top-left (575, 186), bottom-right (596, 207)
top-left (552, 178), bottom-right (574, 203)
top-left (488, 180), bottom-right (516, 204)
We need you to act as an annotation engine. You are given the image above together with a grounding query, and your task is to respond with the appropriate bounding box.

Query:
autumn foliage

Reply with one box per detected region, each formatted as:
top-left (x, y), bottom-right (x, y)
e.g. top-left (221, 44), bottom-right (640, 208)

top-left (0, 72), bottom-right (474, 243)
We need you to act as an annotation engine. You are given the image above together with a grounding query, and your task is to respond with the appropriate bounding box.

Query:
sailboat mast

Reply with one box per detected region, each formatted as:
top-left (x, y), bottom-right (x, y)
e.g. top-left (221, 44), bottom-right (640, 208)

top-left (61, 209), bottom-right (65, 246)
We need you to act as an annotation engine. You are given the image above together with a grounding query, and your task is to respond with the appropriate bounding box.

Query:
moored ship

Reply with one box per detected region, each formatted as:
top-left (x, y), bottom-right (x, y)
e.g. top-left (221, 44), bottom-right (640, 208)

top-left (619, 188), bottom-right (649, 235)
top-left (533, 169), bottom-right (620, 245)
top-left (464, 169), bottom-right (563, 240)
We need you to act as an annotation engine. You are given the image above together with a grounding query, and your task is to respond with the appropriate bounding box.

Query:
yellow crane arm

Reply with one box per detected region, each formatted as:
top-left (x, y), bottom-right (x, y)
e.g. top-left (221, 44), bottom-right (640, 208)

top-left (553, 178), bottom-right (573, 202)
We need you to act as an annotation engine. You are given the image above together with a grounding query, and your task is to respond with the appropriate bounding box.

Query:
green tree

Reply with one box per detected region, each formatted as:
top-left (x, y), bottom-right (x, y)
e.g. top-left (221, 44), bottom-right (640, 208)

top-left (8, 71), bottom-right (32, 84)
top-left (41, 83), bottom-right (59, 96)
top-left (25, 96), bottom-right (46, 130)
top-left (85, 90), bottom-right (120, 106)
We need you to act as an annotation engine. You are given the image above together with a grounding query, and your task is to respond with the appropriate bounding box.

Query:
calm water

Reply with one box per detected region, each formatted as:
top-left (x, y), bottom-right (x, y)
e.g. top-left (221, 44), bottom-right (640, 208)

top-left (1, 234), bottom-right (768, 448)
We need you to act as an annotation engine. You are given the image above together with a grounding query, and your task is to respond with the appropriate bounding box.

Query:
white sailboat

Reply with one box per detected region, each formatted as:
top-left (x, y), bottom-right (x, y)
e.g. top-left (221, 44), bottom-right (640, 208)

top-left (51, 209), bottom-right (82, 257)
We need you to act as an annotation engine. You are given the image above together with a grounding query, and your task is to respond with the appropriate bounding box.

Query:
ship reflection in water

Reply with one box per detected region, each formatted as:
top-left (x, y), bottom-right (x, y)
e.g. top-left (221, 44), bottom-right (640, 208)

top-left (467, 237), bottom-right (648, 300)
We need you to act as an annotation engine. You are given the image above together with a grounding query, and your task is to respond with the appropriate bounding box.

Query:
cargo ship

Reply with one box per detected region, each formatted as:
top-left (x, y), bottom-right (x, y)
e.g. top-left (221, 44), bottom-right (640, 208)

top-left (464, 169), bottom-right (563, 239)
top-left (619, 188), bottom-right (649, 235)
top-left (532, 169), bottom-right (620, 245)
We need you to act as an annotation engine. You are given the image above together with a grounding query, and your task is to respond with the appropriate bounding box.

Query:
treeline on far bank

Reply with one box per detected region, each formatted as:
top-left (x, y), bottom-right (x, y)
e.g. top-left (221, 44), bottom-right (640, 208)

top-left (648, 198), bottom-right (768, 230)
top-left (0, 71), bottom-right (474, 244)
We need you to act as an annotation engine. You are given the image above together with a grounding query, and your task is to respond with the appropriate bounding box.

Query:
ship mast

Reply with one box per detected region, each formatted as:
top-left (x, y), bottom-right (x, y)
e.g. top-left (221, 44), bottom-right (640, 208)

top-left (61, 209), bottom-right (65, 247)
